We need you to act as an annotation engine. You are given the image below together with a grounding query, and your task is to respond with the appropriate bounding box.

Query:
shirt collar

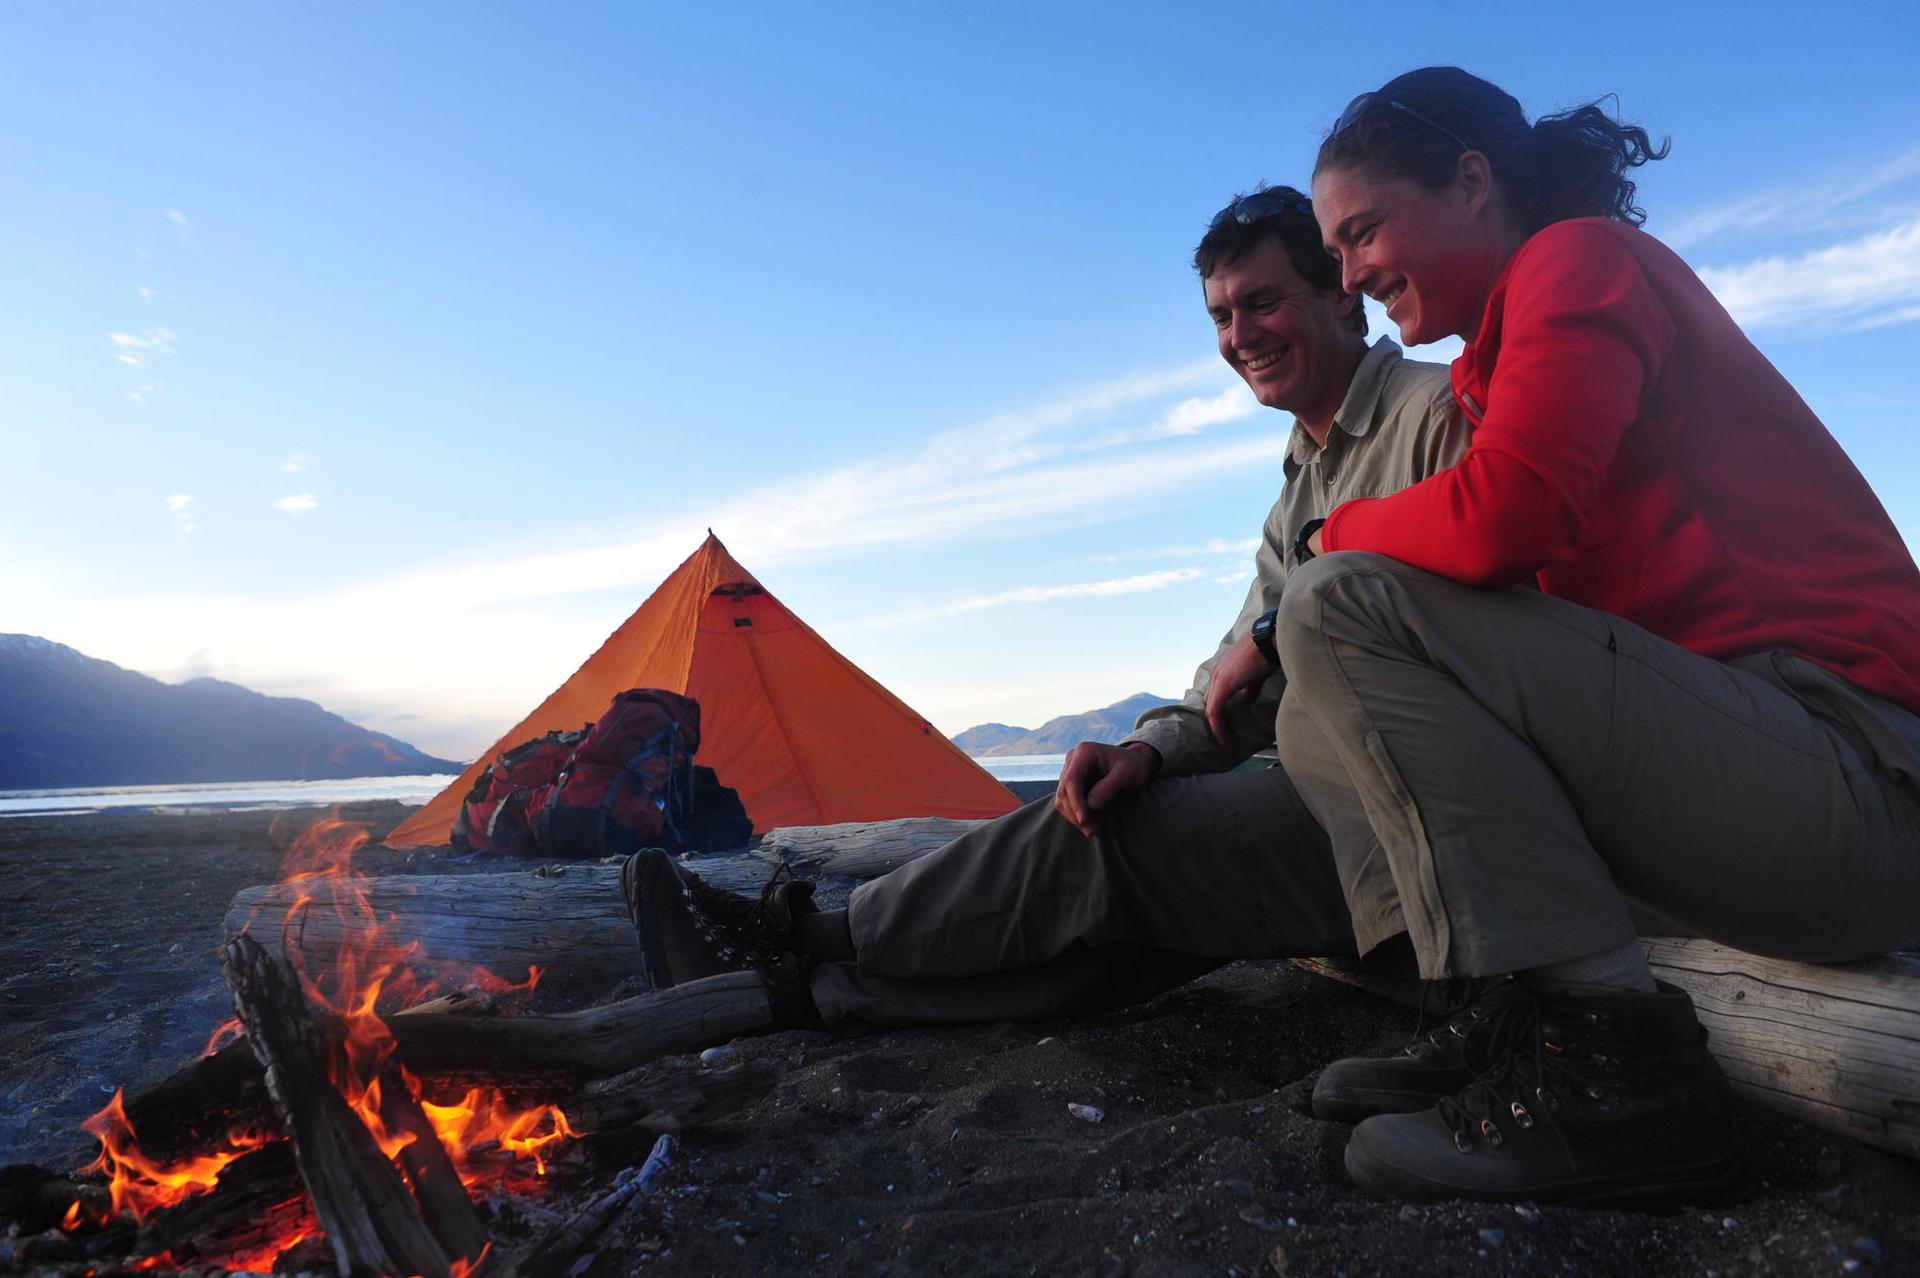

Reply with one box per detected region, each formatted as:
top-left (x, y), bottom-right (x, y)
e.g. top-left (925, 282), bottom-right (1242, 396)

top-left (1284, 338), bottom-right (1406, 473)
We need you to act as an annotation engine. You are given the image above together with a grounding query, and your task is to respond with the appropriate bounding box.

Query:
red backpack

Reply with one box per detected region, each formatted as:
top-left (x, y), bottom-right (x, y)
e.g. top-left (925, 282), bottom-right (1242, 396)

top-left (530, 690), bottom-right (701, 859)
top-left (449, 727), bottom-right (589, 858)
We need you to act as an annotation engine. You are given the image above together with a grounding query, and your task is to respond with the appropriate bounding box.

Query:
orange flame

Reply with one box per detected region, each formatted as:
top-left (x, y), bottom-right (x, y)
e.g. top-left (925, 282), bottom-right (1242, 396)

top-left (69, 810), bottom-right (578, 1271)
top-left (75, 1089), bottom-right (271, 1222)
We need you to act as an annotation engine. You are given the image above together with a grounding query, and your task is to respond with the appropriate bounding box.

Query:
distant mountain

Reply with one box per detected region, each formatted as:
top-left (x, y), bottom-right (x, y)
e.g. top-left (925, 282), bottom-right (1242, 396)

top-left (949, 722), bottom-right (1028, 755)
top-left (958, 692), bottom-right (1178, 756)
top-left (0, 633), bottom-right (463, 789)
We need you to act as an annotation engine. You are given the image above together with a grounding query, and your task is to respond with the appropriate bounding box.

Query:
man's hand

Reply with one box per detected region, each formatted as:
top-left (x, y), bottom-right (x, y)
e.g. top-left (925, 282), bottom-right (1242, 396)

top-left (1204, 635), bottom-right (1276, 748)
top-left (1055, 740), bottom-right (1159, 837)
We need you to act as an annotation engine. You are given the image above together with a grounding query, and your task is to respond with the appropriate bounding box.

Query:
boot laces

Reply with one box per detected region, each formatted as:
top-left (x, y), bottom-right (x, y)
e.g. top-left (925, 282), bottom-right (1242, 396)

top-left (680, 860), bottom-right (794, 959)
top-left (1436, 992), bottom-right (1619, 1154)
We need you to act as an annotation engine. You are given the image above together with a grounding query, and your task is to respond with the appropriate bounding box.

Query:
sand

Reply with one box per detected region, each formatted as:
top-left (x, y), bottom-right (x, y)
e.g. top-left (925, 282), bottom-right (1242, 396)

top-left (1, 802), bottom-right (1915, 1275)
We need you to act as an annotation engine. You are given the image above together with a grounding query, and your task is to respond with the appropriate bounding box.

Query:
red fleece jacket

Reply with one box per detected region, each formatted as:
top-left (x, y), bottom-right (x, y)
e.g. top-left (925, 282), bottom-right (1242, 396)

top-left (1322, 218), bottom-right (1920, 715)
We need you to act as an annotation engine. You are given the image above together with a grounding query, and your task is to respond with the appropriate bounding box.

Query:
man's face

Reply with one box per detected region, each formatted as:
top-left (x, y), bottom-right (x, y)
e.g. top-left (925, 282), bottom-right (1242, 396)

top-left (1204, 238), bottom-right (1357, 415)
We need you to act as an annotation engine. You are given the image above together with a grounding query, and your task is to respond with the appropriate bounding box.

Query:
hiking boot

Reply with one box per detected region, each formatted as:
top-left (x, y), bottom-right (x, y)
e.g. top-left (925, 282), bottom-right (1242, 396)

top-left (621, 848), bottom-right (817, 989)
top-left (1312, 977), bottom-right (1523, 1122)
top-left (1343, 982), bottom-right (1737, 1207)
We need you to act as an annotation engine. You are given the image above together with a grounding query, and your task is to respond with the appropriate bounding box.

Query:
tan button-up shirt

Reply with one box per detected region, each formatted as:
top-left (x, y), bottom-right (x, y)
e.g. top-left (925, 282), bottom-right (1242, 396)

top-left (1124, 339), bottom-right (1467, 776)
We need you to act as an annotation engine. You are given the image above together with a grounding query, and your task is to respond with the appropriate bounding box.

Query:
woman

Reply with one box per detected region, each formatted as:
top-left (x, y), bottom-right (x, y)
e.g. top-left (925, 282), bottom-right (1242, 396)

top-left (1267, 67), bottom-right (1920, 1204)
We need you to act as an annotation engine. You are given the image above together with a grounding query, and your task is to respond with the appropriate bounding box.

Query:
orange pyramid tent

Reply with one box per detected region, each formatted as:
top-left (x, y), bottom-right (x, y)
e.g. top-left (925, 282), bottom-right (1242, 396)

top-left (386, 533), bottom-right (1018, 847)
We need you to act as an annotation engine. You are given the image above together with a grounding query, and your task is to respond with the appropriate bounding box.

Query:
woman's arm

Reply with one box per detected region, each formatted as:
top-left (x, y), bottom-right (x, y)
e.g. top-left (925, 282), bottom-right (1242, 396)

top-left (1322, 223), bottom-right (1677, 585)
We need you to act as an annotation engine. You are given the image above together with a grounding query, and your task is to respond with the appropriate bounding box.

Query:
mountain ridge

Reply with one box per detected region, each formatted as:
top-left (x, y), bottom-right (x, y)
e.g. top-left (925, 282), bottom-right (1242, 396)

top-left (955, 692), bottom-right (1178, 756)
top-left (0, 633), bottom-right (462, 788)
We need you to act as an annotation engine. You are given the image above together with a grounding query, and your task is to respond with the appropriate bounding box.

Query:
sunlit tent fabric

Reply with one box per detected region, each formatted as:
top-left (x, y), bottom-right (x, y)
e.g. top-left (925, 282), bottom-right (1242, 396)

top-left (386, 533), bottom-right (1019, 847)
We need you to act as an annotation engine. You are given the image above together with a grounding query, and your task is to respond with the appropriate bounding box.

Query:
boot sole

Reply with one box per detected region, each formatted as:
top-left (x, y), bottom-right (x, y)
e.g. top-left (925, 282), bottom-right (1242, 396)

top-left (1345, 1140), bottom-right (1739, 1209)
top-left (622, 848), bottom-right (683, 989)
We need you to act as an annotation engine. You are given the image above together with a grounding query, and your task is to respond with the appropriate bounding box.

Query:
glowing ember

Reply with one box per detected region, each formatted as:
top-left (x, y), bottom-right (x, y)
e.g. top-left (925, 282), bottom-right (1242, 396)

top-left (202, 1016), bottom-right (243, 1057)
top-left (66, 810), bottom-right (584, 1271)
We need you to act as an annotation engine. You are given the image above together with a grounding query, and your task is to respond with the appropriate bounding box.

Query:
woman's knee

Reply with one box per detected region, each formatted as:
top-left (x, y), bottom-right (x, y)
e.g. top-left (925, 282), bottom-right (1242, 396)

top-left (1275, 551), bottom-right (1401, 666)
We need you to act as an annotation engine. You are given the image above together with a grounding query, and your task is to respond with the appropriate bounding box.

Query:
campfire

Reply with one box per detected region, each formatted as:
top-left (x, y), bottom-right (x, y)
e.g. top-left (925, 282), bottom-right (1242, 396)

top-left (21, 815), bottom-right (695, 1277)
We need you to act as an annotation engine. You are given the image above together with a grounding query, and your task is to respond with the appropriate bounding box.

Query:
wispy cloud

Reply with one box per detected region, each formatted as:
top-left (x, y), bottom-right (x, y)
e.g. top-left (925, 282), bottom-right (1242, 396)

top-left (1697, 218), bottom-right (1920, 330)
top-left (136, 285), bottom-right (157, 304)
top-left (840, 567), bottom-right (1209, 631)
top-left (165, 209), bottom-right (192, 244)
top-left (280, 453), bottom-right (316, 473)
top-left (164, 494), bottom-right (196, 536)
top-left (276, 494), bottom-right (319, 514)
top-left (1665, 147), bottom-right (1920, 249)
top-left (1094, 535), bottom-right (1262, 564)
top-left (109, 327), bottom-right (177, 368)
top-left (126, 380), bottom-right (166, 402)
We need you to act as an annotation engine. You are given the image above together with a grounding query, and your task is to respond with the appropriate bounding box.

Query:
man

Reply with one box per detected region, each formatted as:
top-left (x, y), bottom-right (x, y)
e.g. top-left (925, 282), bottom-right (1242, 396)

top-left (625, 185), bottom-right (1466, 1071)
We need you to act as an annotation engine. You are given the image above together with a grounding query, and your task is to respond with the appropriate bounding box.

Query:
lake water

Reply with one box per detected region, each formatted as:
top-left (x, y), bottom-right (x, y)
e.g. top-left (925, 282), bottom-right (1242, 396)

top-left (0, 755), bottom-right (1066, 817)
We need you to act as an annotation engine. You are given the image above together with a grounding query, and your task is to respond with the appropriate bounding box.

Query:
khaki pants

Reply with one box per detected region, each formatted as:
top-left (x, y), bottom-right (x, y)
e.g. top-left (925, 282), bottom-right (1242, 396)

top-left (1273, 552), bottom-right (1920, 980)
top-left (811, 767), bottom-right (1361, 1026)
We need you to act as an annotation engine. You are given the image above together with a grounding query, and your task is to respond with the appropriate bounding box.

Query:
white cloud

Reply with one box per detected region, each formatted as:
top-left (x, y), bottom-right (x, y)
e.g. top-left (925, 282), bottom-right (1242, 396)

top-left (1664, 147), bottom-right (1920, 249)
top-left (108, 327), bottom-right (177, 368)
top-left (281, 452), bottom-right (316, 473)
top-left (276, 493), bottom-right (319, 513)
top-left (164, 493), bottom-right (196, 536)
top-left (136, 286), bottom-right (156, 304)
top-left (1151, 385), bottom-right (1259, 437)
top-left (126, 381), bottom-right (167, 402)
top-left (1697, 218), bottom-right (1920, 331)
top-left (845, 567), bottom-right (1207, 632)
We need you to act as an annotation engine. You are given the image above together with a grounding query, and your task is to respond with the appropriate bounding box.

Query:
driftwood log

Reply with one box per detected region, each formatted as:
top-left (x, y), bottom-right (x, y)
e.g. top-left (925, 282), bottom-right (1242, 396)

top-left (220, 818), bottom-right (976, 997)
top-left (221, 818), bottom-right (1920, 1164)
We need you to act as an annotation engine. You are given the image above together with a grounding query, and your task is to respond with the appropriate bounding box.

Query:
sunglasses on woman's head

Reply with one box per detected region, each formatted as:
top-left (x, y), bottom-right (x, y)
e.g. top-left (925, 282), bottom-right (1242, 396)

top-left (1209, 189), bottom-right (1314, 230)
top-left (1333, 92), bottom-right (1470, 154)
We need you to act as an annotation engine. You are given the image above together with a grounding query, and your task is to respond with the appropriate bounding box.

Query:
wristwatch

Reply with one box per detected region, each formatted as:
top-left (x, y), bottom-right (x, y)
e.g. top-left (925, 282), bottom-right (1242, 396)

top-left (1292, 517), bottom-right (1327, 566)
top-left (1249, 608), bottom-right (1279, 667)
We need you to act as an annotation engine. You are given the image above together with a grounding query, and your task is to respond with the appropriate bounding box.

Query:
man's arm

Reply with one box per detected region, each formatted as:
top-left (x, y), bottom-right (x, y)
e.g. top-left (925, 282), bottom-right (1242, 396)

top-left (1126, 497), bottom-right (1294, 774)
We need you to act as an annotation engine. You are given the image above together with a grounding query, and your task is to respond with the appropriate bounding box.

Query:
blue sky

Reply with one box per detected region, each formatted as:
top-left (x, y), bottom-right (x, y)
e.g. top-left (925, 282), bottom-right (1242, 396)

top-left (5, 3), bottom-right (1919, 762)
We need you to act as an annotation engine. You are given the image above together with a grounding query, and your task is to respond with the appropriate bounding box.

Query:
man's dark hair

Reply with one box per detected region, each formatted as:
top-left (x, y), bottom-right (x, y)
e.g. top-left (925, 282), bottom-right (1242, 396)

top-left (1194, 185), bottom-right (1366, 336)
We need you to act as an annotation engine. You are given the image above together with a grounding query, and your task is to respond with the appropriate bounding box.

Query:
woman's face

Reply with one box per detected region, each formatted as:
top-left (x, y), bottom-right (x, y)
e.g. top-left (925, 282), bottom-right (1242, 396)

top-left (1312, 161), bottom-right (1510, 348)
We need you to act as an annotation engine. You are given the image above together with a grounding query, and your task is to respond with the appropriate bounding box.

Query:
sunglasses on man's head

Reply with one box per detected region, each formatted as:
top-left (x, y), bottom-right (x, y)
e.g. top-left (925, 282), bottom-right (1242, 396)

top-left (1333, 91), bottom-right (1470, 154)
top-left (1209, 189), bottom-right (1314, 230)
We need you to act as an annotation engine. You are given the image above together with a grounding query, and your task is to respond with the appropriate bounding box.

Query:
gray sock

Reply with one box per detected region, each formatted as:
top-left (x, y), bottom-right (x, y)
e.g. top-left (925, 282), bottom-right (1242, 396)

top-left (1526, 941), bottom-right (1656, 993)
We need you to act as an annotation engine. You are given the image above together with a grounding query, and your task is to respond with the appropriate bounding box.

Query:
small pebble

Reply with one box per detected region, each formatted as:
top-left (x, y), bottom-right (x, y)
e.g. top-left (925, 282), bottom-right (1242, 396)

top-left (1477, 1228), bottom-right (1506, 1248)
top-left (1068, 1102), bottom-right (1105, 1124)
top-left (700, 1046), bottom-right (737, 1066)
top-left (1842, 1261), bottom-right (1862, 1274)
top-left (1036, 1036), bottom-right (1057, 1047)
top-left (1397, 1205), bottom-right (1421, 1223)
top-left (1853, 1238), bottom-right (1884, 1260)
top-left (1513, 1204), bottom-right (1540, 1224)
top-left (1248, 1104), bottom-right (1267, 1115)
top-left (1722, 1216), bottom-right (1740, 1230)
top-left (1238, 1205), bottom-right (1287, 1233)
top-left (1217, 1178), bottom-right (1256, 1197)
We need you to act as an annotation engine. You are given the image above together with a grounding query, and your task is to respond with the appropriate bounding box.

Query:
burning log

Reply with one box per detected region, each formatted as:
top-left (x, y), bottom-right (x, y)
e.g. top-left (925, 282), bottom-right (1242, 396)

top-left (222, 931), bottom-right (478, 1278)
top-left (132, 1142), bottom-right (308, 1270)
